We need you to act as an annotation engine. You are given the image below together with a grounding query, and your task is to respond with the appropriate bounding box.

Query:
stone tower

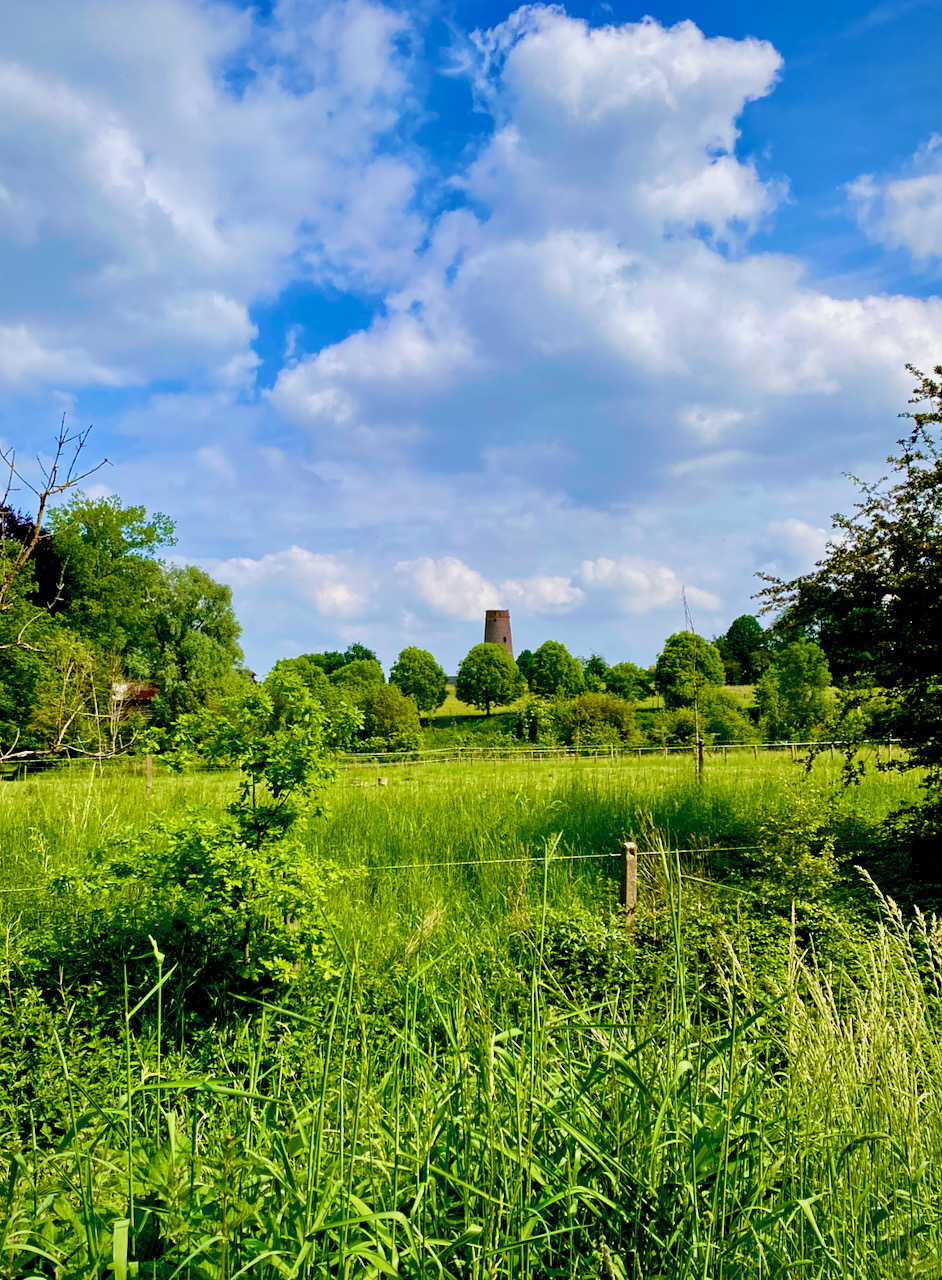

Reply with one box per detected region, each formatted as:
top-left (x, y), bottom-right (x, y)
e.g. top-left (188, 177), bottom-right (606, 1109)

top-left (484, 609), bottom-right (514, 659)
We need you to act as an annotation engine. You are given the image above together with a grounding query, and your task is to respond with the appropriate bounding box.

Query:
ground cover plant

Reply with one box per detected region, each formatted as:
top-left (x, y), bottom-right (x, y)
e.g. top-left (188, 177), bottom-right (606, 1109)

top-left (2, 748), bottom-right (942, 1278)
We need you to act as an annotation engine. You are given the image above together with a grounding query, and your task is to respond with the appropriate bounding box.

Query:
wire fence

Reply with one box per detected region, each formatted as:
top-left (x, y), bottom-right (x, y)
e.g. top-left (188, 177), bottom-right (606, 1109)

top-left (340, 739), bottom-right (900, 769)
top-left (355, 844), bottom-right (762, 872)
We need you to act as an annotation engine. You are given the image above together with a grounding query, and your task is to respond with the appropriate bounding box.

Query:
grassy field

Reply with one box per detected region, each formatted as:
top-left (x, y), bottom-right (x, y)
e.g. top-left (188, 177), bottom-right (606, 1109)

top-left (2, 753), bottom-right (941, 1277)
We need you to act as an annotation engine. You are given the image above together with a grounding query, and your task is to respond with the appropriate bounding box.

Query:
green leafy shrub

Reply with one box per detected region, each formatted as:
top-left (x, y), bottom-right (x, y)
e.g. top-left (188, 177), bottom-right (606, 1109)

top-left (555, 692), bottom-right (639, 746)
top-left (358, 683), bottom-right (421, 752)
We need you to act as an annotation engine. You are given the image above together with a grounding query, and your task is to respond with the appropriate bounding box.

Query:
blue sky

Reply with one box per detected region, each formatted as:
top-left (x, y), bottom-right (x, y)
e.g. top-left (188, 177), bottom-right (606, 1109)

top-left (2, 0), bottom-right (942, 674)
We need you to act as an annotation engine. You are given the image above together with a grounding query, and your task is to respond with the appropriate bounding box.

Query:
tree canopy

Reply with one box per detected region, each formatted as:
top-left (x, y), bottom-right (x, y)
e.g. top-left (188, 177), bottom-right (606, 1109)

top-left (755, 639), bottom-right (831, 742)
top-left (654, 633), bottom-right (725, 709)
top-left (389, 646), bottom-right (448, 714)
top-left (0, 490), bottom-right (244, 755)
top-left (716, 615), bottom-right (770, 685)
top-left (455, 643), bottom-right (525, 716)
top-left (526, 640), bottom-right (584, 698)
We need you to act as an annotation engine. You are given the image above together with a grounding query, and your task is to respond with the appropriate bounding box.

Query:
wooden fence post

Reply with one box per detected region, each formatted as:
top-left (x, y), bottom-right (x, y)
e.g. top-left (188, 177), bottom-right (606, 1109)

top-left (752, 744), bottom-right (758, 760)
top-left (620, 841), bottom-right (638, 926)
top-left (790, 743), bottom-right (797, 763)
top-left (145, 753), bottom-right (153, 797)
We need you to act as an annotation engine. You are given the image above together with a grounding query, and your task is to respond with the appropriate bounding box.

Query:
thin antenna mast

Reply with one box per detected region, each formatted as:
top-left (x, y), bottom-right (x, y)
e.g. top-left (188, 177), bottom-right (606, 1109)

top-left (683, 588), bottom-right (704, 782)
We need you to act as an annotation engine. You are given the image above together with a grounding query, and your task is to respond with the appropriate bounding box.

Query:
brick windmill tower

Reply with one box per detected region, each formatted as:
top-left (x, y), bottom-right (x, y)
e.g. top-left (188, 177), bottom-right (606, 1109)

top-left (484, 609), bottom-right (514, 659)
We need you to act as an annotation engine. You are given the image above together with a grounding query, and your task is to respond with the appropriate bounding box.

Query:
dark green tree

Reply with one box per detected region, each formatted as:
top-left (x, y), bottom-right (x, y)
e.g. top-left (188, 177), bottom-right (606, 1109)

top-left (605, 661), bottom-right (653, 701)
top-left (389, 646), bottom-right (448, 714)
top-left (716, 614), bottom-right (769, 684)
top-left (527, 640), bottom-right (585, 698)
top-left (759, 363), bottom-right (942, 782)
top-left (455, 643), bottom-right (525, 715)
top-left (516, 649), bottom-right (534, 686)
top-left (654, 633), bottom-right (725, 709)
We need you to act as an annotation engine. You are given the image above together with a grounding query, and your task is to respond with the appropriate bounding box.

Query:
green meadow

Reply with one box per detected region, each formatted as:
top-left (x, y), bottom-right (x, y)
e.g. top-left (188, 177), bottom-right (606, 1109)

top-left (2, 752), bottom-right (941, 1278)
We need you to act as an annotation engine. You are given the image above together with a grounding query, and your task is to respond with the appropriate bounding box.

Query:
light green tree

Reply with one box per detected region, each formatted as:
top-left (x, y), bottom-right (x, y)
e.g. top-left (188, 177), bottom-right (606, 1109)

top-left (527, 640), bottom-right (585, 698)
top-left (755, 639), bottom-right (831, 741)
top-left (389, 646), bottom-right (448, 713)
top-left (654, 632), bottom-right (725, 709)
top-left (456, 643), bottom-right (525, 716)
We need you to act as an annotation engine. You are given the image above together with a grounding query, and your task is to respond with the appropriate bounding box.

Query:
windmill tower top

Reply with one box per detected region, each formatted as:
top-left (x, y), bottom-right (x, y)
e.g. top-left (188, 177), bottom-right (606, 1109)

top-left (484, 609), bottom-right (513, 659)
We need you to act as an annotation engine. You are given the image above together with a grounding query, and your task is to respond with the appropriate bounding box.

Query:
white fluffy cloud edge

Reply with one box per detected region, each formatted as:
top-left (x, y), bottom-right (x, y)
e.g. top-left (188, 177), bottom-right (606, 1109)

top-left (209, 547), bottom-right (720, 625)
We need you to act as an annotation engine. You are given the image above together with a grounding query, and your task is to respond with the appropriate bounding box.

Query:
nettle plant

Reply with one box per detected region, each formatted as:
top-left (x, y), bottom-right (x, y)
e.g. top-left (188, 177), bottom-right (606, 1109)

top-left (52, 670), bottom-right (344, 1001)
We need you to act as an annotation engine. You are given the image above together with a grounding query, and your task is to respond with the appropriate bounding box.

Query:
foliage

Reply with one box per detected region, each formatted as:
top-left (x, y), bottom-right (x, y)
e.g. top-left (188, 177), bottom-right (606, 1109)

top-left (647, 689), bottom-right (755, 746)
top-left (605, 660), bottom-right (653, 700)
top-left (329, 657), bottom-right (385, 696)
top-left (526, 639), bottom-right (585, 698)
top-left (47, 494), bottom-right (176, 657)
top-left (715, 613), bottom-right (769, 684)
top-left (455, 642), bottom-right (525, 715)
top-left (755, 638), bottom-right (832, 741)
top-left (140, 565), bottom-right (245, 725)
top-left (754, 779), bottom-right (839, 906)
top-left (555, 691), bottom-right (638, 745)
top-left (655, 631), bottom-right (725, 708)
top-left (514, 698), bottom-right (558, 743)
top-left (582, 652), bottom-right (608, 692)
top-left (389, 646), bottom-right (448, 713)
top-left (358, 683), bottom-right (421, 752)
top-left (164, 668), bottom-right (336, 848)
top-left (516, 648), bottom-right (534, 685)
top-left (759, 365), bottom-right (942, 781)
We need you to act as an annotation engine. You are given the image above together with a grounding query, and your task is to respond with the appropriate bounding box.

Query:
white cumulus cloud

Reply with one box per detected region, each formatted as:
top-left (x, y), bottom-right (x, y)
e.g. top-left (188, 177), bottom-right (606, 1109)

top-left (213, 547), bottom-right (373, 618)
top-left (580, 555), bottom-right (721, 613)
top-left (849, 135), bottom-right (942, 263)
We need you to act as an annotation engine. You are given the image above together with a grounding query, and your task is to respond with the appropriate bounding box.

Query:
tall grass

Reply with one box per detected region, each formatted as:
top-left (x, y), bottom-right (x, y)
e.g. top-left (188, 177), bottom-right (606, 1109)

top-left (5, 857), bottom-right (942, 1279)
top-left (2, 755), bottom-right (939, 1278)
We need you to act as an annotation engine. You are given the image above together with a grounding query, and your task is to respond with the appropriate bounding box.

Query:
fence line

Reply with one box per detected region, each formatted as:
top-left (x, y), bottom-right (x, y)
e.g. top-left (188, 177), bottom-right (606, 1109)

top-left (340, 738), bottom-right (899, 769)
top-left (355, 843), bottom-right (762, 872)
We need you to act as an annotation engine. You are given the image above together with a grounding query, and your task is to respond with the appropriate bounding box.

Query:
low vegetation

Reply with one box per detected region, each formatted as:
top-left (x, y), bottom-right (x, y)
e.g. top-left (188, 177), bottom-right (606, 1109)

top-left (1, 750), bottom-right (941, 1278)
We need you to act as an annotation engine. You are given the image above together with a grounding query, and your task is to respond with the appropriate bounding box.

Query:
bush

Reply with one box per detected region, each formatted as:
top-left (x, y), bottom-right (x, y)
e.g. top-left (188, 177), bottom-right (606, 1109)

top-left (359, 684), bottom-right (421, 752)
top-left (555, 692), bottom-right (639, 746)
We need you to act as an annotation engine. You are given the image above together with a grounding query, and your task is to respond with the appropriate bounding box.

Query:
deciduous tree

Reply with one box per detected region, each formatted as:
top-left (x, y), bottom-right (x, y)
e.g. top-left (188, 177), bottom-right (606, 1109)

top-left (654, 633), bottom-right (725, 709)
top-left (527, 640), bottom-right (584, 698)
top-left (389, 646), bottom-right (448, 713)
top-left (455, 643), bottom-right (525, 716)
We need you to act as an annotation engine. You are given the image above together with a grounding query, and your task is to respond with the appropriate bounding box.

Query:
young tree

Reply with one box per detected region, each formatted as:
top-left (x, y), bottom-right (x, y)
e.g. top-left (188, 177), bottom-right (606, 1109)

top-left (359, 683), bottom-right (421, 749)
top-left (527, 640), bottom-right (585, 698)
top-left (389, 646), bottom-right (448, 713)
top-left (455, 643), bottom-right (525, 715)
top-left (654, 633), bottom-right (725, 708)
